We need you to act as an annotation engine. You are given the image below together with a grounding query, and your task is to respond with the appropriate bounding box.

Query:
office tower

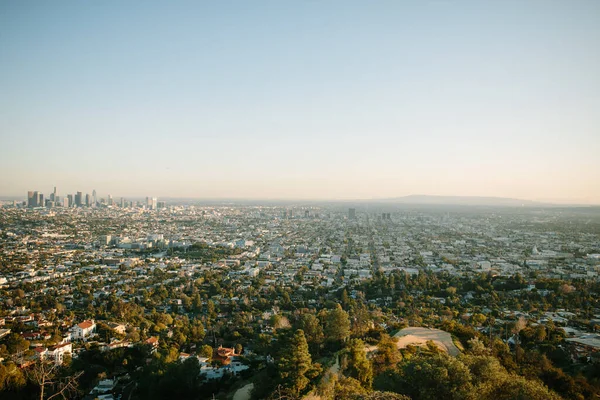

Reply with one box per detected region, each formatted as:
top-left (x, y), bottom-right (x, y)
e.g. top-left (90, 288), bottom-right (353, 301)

top-left (120, 197), bottom-right (125, 208)
top-left (157, 201), bottom-right (166, 209)
top-left (67, 194), bottom-right (73, 207)
top-left (151, 197), bottom-right (157, 210)
top-left (63, 198), bottom-right (69, 207)
top-left (27, 191), bottom-right (36, 208)
top-left (92, 189), bottom-right (97, 206)
top-left (50, 186), bottom-right (57, 204)
top-left (108, 194), bottom-right (113, 206)
top-left (38, 193), bottom-right (44, 207)
top-left (349, 208), bottom-right (356, 219)
top-left (85, 194), bottom-right (91, 207)
top-left (75, 192), bottom-right (83, 207)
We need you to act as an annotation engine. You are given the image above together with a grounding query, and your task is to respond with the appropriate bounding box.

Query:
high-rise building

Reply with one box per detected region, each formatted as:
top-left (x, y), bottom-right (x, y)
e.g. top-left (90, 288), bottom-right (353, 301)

top-left (92, 190), bottom-right (97, 206)
top-left (120, 197), bottom-right (125, 208)
top-left (38, 193), bottom-right (44, 207)
top-left (67, 194), bottom-right (74, 207)
top-left (108, 195), bottom-right (113, 206)
top-left (85, 194), bottom-right (91, 207)
top-left (146, 196), bottom-right (157, 210)
top-left (348, 208), bottom-right (356, 219)
top-left (27, 191), bottom-right (36, 208)
top-left (75, 192), bottom-right (83, 207)
top-left (50, 186), bottom-right (57, 205)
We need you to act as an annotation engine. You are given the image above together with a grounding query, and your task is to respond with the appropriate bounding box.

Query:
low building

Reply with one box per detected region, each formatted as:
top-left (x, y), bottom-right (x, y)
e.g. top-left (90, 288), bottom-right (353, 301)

top-left (71, 319), bottom-right (96, 340)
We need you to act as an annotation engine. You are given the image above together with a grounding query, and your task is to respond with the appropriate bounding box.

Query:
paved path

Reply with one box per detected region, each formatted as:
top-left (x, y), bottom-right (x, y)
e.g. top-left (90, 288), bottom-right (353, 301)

top-left (233, 383), bottom-right (254, 400)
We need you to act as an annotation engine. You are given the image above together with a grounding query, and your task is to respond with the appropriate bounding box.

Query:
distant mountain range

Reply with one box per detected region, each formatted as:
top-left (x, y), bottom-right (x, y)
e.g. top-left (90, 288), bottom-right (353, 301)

top-left (371, 195), bottom-right (548, 207)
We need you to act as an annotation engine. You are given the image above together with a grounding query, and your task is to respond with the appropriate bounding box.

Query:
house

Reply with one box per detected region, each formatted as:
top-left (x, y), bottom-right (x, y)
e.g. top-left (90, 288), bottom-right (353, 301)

top-left (48, 342), bottom-right (72, 365)
top-left (145, 336), bottom-right (159, 348)
top-left (90, 379), bottom-right (116, 396)
top-left (71, 319), bottom-right (96, 340)
top-left (107, 322), bottom-right (126, 335)
top-left (34, 342), bottom-right (72, 365)
top-left (213, 346), bottom-right (237, 365)
top-left (102, 340), bottom-right (131, 352)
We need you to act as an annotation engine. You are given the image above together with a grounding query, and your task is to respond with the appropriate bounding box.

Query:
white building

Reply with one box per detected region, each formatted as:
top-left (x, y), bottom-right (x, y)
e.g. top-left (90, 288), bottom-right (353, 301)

top-left (71, 319), bottom-right (96, 340)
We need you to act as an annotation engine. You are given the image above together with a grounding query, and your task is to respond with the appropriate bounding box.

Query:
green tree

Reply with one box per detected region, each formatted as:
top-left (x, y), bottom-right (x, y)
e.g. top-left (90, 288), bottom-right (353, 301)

top-left (344, 339), bottom-right (373, 388)
top-left (6, 333), bottom-right (30, 354)
top-left (0, 361), bottom-right (26, 391)
top-left (374, 354), bottom-right (474, 400)
top-left (278, 329), bottom-right (318, 396)
top-left (481, 374), bottom-right (562, 400)
top-left (199, 344), bottom-right (213, 359)
top-left (296, 313), bottom-right (324, 356)
top-left (373, 334), bottom-right (402, 374)
top-left (324, 304), bottom-right (350, 345)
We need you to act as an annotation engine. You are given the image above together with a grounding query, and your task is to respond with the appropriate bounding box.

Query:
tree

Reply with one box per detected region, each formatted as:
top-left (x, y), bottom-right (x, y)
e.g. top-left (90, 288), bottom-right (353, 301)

top-left (0, 361), bottom-right (26, 392)
top-left (188, 319), bottom-right (205, 343)
top-left (324, 304), bottom-right (350, 345)
top-left (296, 313), bottom-right (324, 356)
top-left (374, 354), bottom-right (474, 400)
top-left (481, 374), bottom-right (562, 400)
top-left (199, 344), bottom-right (213, 359)
top-left (27, 360), bottom-right (83, 400)
top-left (6, 333), bottom-right (30, 354)
top-left (344, 339), bottom-right (373, 388)
top-left (512, 316), bottom-right (527, 335)
top-left (353, 393), bottom-right (411, 400)
top-left (373, 334), bottom-right (402, 374)
top-left (272, 315), bottom-right (292, 332)
top-left (334, 376), bottom-right (368, 399)
top-left (471, 313), bottom-right (487, 327)
top-left (192, 293), bottom-right (202, 312)
top-left (467, 338), bottom-right (489, 356)
top-left (278, 329), bottom-right (318, 396)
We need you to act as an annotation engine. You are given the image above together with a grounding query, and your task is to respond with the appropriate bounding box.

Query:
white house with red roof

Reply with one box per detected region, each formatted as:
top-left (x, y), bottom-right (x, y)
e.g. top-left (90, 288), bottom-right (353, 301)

top-left (71, 319), bottom-right (96, 341)
top-left (34, 342), bottom-right (72, 365)
top-left (48, 342), bottom-right (72, 365)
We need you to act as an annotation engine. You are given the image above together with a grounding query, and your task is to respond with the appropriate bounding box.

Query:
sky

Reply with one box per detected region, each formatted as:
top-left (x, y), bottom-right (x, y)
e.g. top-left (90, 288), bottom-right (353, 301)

top-left (1, 1), bottom-right (599, 203)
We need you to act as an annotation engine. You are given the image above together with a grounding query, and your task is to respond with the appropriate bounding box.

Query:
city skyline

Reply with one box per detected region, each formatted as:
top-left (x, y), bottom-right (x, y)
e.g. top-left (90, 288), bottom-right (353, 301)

top-left (7, 186), bottom-right (600, 206)
top-left (1, 1), bottom-right (599, 203)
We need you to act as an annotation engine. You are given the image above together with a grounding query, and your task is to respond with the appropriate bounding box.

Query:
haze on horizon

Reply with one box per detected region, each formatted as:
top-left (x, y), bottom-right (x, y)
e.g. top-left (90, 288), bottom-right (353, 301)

top-left (1, 1), bottom-right (599, 204)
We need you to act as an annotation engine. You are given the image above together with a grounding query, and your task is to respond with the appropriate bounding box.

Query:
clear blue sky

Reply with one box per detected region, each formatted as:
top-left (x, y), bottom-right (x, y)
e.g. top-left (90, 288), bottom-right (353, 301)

top-left (1, 1), bottom-right (599, 202)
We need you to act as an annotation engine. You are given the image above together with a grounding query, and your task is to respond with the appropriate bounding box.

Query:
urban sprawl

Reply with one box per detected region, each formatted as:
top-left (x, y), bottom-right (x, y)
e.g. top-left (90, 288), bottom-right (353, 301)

top-left (1, 190), bottom-right (600, 399)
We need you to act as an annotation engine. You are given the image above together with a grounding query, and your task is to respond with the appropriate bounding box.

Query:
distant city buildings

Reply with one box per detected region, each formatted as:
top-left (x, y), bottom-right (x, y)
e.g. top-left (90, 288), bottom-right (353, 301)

top-left (24, 188), bottom-right (164, 210)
